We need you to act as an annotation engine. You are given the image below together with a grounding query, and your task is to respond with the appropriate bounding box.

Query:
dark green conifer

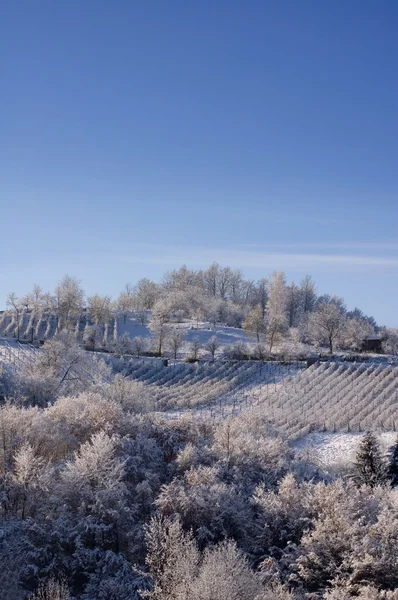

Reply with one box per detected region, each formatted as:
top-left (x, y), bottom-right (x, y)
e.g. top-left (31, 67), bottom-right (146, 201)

top-left (353, 431), bottom-right (386, 487)
top-left (385, 435), bottom-right (398, 487)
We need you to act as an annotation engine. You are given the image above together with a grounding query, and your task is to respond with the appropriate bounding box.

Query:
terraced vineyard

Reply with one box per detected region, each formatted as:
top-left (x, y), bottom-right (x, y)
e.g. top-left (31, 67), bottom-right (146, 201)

top-left (124, 359), bottom-right (398, 438)
top-left (3, 336), bottom-right (398, 440)
top-left (249, 361), bottom-right (398, 439)
top-left (125, 359), bottom-right (302, 411)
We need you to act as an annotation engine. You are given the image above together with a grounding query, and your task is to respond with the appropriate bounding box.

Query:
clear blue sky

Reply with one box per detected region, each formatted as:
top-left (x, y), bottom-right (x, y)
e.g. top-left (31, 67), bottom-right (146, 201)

top-left (1, 1), bottom-right (398, 325)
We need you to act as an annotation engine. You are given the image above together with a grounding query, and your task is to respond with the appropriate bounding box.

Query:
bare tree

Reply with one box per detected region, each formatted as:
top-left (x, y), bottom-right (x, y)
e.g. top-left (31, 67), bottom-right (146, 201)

top-left (265, 272), bottom-right (288, 352)
top-left (309, 300), bottom-right (346, 354)
top-left (134, 278), bottom-right (160, 309)
top-left (286, 283), bottom-right (301, 328)
top-left (87, 294), bottom-right (112, 327)
top-left (229, 269), bottom-right (244, 303)
top-left (131, 335), bottom-right (148, 358)
top-left (218, 266), bottom-right (232, 299)
top-left (116, 284), bottom-right (135, 324)
top-left (205, 335), bottom-right (220, 360)
top-left (300, 274), bottom-right (317, 314)
top-left (22, 284), bottom-right (49, 342)
top-left (54, 275), bottom-right (84, 331)
top-left (254, 277), bottom-right (268, 318)
top-left (167, 328), bottom-right (186, 359)
top-left (148, 300), bottom-right (171, 355)
top-left (189, 336), bottom-right (202, 360)
top-left (203, 262), bottom-right (219, 297)
top-left (6, 292), bottom-right (23, 341)
top-left (243, 307), bottom-right (266, 342)
top-left (136, 309), bottom-right (147, 326)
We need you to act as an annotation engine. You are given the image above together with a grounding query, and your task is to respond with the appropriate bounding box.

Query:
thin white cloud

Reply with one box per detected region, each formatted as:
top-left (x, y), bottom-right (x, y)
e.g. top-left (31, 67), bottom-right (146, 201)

top-left (236, 241), bottom-right (398, 251)
top-left (113, 243), bottom-right (398, 272)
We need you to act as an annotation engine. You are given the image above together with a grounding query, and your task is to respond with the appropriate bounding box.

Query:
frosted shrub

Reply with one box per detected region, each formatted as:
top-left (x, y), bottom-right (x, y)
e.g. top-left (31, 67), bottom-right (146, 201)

top-left (156, 465), bottom-right (248, 547)
top-left (190, 540), bottom-right (263, 600)
top-left (46, 392), bottom-right (127, 445)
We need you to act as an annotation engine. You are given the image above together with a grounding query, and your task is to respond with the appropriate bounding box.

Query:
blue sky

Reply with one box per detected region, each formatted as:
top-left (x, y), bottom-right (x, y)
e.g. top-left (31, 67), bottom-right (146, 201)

top-left (1, 1), bottom-right (398, 325)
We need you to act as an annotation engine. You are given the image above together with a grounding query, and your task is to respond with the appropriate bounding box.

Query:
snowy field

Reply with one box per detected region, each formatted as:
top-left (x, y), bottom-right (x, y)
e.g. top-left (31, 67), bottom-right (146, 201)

top-left (293, 431), bottom-right (397, 470)
top-left (118, 314), bottom-right (255, 354)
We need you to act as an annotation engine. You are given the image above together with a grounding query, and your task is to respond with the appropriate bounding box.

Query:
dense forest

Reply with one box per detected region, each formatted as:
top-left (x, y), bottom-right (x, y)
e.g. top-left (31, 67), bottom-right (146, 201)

top-left (2, 266), bottom-right (398, 599)
top-left (0, 334), bottom-right (398, 598)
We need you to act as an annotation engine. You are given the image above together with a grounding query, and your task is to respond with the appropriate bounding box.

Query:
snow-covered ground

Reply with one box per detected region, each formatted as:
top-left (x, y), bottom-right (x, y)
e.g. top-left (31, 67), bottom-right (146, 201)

top-left (293, 431), bottom-right (397, 469)
top-left (118, 314), bottom-right (253, 352)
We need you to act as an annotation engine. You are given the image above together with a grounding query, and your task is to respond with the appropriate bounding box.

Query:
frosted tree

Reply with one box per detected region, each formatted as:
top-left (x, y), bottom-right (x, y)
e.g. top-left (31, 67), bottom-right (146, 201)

top-left (299, 274), bottom-right (317, 314)
top-left (20, 332), bottom-right (91, 403)
top-left (87, 294), bottom-right (112, 327)
top-left (382, 328), bottom-right (398, 355)
top-left (87, 294), bottom-right (112, 348)
top-left (166, 328), bottom-right (185, 359)
top-left (83, 323), bottom-right (98, 350)
top-left (145, 516), bottom-right (200, 599)
top-left (148, 300), bottom-right (171, 355)
top-left (6, 292), bottom-right (23, 341)
top-left (344, 317), bottom-right (374, 351)
top-left (22, 284), bottom-right (49, 342)
top-left (309, 298), bottom-right (346, 354)
top-left (12, 442), bottom-right (45, 519)
top-left (162, 264), bottom-right (203, 292)
top-left (254, 278), bottom-right (268, 318)
top-left (229, 268), bottom-right (244, 303)
top-left (189, 336), bottom-right (202, 360)
top-left (218, 266), bottom-right (233, 299)
top-left (205, 335), bottom-right (220, 360)
top-left (203, 296), bottom-right (223, 329)
top-left (136, 309), bottom-right (147, 326)
top-left (28, 577), bottom-right (69, 600)
top-left (243, 306), bottom-right (266, 342)
top-left (54, 275), bottom-right (84, 332)
top-left (286, 283), bottom-right (301, 328)
top-left (265, 272), bottom-right (288, 352)
top-left (60, 430), bottom-right (128, 551)
top-left (117, 332), bottom-right (132, 355)
top-left (116, 283), bottom-right (135, 323)
top-left (240, 278), bottom-right (256, 306)
top-left (131, 335), bottom-right (148, 358)
top-left (190, 540), bottom-right (263, 600)
top-left (203, 262), bottom-right (219, 297)
top-left (219, 300), bottom-right (245, 328)
top-left (134, 278), bottom-right (160, 309)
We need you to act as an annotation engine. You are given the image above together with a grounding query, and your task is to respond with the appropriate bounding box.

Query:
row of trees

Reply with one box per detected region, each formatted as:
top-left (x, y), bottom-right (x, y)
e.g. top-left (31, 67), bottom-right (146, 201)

top-left (114, 331), bottom-right (219, 361)
top-left (241, 272), bottom-right (379, 353)
top-left (4, 264), bottom-right (396, 355)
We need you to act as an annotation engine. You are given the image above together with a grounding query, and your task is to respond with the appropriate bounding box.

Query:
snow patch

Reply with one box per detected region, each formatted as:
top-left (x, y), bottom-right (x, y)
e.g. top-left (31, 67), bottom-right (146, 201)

top-left (293, 431), bottom-right (397, 467)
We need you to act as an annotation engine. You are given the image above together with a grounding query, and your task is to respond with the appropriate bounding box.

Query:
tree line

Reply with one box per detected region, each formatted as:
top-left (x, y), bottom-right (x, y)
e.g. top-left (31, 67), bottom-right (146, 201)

top-left (3, 264), bottom-right (398, 355)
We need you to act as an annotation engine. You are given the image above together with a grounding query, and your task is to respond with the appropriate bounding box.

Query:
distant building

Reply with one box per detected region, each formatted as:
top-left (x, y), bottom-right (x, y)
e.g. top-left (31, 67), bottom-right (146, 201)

top-left (361, 336), bottom-right (383, 353)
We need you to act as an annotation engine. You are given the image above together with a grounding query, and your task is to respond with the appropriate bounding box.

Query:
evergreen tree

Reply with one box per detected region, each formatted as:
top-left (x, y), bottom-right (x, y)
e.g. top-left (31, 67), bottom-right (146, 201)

top-left (385, 435), bottom-right (398, 487)
top-left (353, 431), bottom-right (386, 487)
